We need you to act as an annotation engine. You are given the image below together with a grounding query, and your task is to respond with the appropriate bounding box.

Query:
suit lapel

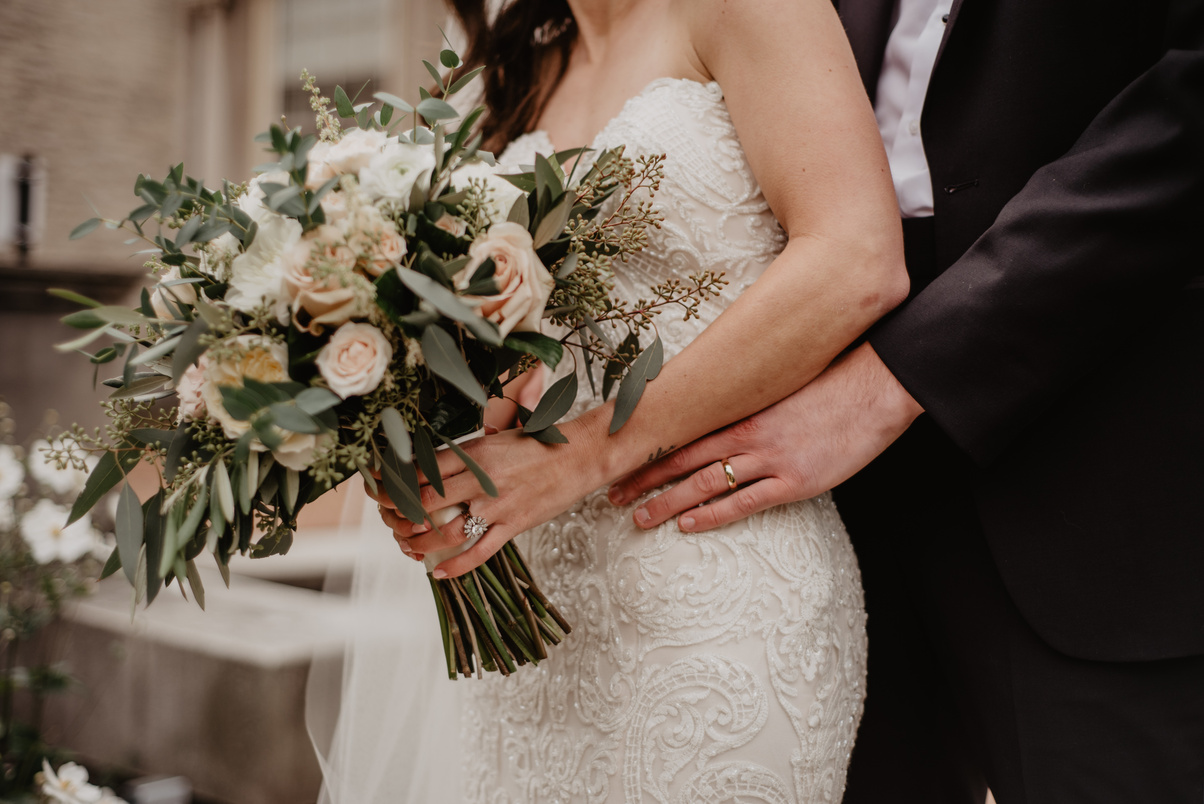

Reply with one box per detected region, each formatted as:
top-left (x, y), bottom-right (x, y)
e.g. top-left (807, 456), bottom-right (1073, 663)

top-left (837, 0), bottom-right (897, 100)
top-left (932, 0), bottom-right (966, 73)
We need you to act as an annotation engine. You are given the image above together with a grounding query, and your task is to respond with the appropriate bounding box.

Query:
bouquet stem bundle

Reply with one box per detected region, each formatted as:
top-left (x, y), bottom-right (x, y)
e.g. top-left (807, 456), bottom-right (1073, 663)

top-left (431, 542), bottom-right (570, 679)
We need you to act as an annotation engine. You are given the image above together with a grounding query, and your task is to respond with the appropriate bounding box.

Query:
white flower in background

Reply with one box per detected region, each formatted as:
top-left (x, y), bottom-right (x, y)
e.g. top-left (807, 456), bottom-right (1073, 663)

top-left (225, 210), bottom-right (303, 321)
top-left (149, 265), bottom-right (199, 320)
top-left (451, 160), bottom-right (526, 224)
top-left (20, 500), bottom-right (101, 564)
top-left (455, 222), bottom-right (555, 338)
top-left (316, 322), bottom-right (393, 398)
top-left (359, 140), bottom-right (435, 206)
top-left (0, 499), bottom-right (15, 532)
top-left (175, 357), bottom-right (209, 422)
top-left (41, 759), bottom-right (128, 804)
top-left (200, 335), bottom-right (291, 443)
top-left (27, 440), bottom-right (95, 497)
top-left (0, 445), bottom-right (24, 500)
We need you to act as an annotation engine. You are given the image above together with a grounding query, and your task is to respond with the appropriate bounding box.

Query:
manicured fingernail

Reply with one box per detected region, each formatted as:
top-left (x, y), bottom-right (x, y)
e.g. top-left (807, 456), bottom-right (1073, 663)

top-left (607, 485), bottom-right (624, 504)
top-left (411, 553), bottom-right (424, 562)
top-left (634, 507), bottom-right (650, 525)
top-left (432, 569), bottom-right (448, 579)
top-left (679, 516), bottom-right (695, 531)
top-left (399, 542), bottom-right (413, 555)
top-left (411, 523), bottom-right (430, 535)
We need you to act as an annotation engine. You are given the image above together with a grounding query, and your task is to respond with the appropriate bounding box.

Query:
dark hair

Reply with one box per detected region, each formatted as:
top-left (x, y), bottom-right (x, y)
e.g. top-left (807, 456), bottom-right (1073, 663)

top-left (445, 0), bottom-right (577, 152)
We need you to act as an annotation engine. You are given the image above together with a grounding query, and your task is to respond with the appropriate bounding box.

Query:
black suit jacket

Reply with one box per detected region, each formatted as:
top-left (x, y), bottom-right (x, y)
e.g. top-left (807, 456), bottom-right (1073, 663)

top-left (834, 0), bottom-right (1204, 661)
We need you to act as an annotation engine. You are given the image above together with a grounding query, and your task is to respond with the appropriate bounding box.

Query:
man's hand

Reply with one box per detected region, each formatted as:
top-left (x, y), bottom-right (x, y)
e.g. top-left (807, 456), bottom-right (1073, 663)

top-left (607, 343), bottom-right (924, 531)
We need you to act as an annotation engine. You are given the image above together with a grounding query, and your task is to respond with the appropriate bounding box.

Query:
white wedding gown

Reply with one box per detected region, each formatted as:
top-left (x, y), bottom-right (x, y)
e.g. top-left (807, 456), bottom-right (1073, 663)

top-left (461, 78), bottom-right (869, 804)
top-left (310, 77), bottom-right (868, 804)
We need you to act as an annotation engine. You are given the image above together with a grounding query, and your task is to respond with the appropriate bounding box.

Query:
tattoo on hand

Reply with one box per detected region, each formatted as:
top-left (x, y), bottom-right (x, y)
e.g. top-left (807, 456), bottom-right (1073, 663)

top-left (646, 445), bottom-right (676, 464)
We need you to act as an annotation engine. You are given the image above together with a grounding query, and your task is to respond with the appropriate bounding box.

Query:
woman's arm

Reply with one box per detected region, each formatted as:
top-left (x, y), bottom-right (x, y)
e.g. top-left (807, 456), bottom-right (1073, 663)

top-left (385, 0), bottom-right (907, 576)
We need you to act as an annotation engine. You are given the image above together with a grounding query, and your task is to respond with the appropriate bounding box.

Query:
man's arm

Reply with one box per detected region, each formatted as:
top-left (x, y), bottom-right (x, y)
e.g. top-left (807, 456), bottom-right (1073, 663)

top-left (612, 45), bottom-right (1204, 528)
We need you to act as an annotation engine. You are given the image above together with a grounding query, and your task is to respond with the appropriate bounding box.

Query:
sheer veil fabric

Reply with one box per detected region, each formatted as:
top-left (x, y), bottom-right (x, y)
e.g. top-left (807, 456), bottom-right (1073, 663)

top-left (306, 486), bottom-right (467, 804)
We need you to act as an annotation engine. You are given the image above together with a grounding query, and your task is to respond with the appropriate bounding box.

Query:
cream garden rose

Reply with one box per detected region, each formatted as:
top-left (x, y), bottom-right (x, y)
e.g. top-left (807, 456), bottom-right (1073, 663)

top-left (359, 140), bottom-right (436, 205)
top-left (150, 266), bottom-right (198, 320)
top-left (281, 225), bottom-right (372, 334)
top-left (455, 222), bottom-right (555, 338)
top-left (200, 336), bottom-right (290, 441)
top-left (316, 322), bottom-right (393, 398)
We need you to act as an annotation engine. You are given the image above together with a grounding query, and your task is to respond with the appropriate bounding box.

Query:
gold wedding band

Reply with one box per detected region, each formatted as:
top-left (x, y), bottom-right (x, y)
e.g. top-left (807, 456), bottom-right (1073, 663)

top-left (721, 459), bottom-right (738, 491)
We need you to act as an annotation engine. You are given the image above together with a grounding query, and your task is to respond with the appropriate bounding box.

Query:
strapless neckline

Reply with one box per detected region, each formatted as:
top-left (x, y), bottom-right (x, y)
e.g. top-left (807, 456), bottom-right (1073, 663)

top-left (514, 77), bottom-right (724, 155)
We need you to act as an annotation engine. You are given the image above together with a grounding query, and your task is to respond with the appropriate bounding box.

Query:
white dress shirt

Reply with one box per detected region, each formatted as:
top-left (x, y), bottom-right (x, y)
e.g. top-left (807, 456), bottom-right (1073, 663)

top-left (874, 0), bottom-right (956, 217)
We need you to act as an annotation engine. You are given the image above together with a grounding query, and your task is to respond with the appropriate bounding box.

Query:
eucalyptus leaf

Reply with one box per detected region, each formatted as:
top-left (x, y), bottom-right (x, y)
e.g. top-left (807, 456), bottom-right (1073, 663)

top-left (334, 85), bottom-right (355, 118)
top-left (503, 332), bottom-right (564, 369)
top-left (374, 92), bottom-right (414, 114)
top-left (100, 546), bottom-right (122, 580)
top-left (523, 373), bottom-right (577, 433)
top-left (434, 433), bottom-right (498, 497)
top-left (68, 447), bottom-right (141, 525)
top-left (447, 66), bottom-right (485, 96)
top-left (171, 318), bottom-right (210, 381)
top-left (70, 218), bottom-right (102, 240)
top-left (532, 194), bottom-right (572, 249)
top-left (109, 375), bottom-right (169, 400)
top-left (48, 288), bottom-right (102, 309)
top-left (412, 425), bottom-right (444, 497)
top-left (416, 97), bottom-right (459, 122)
top-left (529, 423), bottom-right (569, 444)
top-left (115, 482), bottom-right (144, 585)
top-left (397, 268), bottom-right (502, 345)
top-left (609, 335), bottom-right (664, 434)
top-left (268, 403), bottom-right (322, 434)
top-left (423, 326), bottom-right (488, 406)
top-left (214, 461), bottom-right (235, 523)
top-left (186, 560), bottom-right (206, 610)
top-left (381, 407), bottom-right (414, 463)
top-left (379, 446), bottom-right (425, 524)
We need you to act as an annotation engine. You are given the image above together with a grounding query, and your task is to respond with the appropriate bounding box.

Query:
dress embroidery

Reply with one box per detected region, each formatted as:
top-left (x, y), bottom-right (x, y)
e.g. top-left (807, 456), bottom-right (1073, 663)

top-left (462, 79), bottom-right (867, 804)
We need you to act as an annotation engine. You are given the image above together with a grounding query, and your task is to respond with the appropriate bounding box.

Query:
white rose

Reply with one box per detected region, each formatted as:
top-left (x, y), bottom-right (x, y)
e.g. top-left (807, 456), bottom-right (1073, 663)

top-left (150, 266), bottom-right (198, 320)
top-left (225, 211), bottom-right (302, 321)
top-left (306, 141), bottom-right (337, 189)
top-left (199, 231), bottom-right (240, 281)
top-left (359, 140), bottom-right (436, 206)
top-left (451, 160), bottom-right (526, 224)
top-left (272, 430), bottom-right (332, 472)
top-left (200, 336), bottom-right (290, 443)
top-left (175, 357), bottom-right (209, 422)
top-left (455, 222), bottom-right (555, 338)
top-left (0, 499), bottom-right (15, 532)
top-left (324, 127), bottom-right (387, 175)
top-left (238, 170), bottom-right (291, 224)
top-left (316, 322), bottom-right (393, 398)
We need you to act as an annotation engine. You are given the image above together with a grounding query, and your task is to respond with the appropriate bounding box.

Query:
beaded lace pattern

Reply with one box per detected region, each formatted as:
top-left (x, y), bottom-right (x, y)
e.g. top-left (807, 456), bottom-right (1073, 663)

top-left (462, 78), bottom-right (868, 804)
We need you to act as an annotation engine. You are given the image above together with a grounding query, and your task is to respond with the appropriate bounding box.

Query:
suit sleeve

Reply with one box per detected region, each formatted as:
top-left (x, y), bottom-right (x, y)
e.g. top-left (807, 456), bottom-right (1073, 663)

top-left (869, 47), bottom-right (1204, 464)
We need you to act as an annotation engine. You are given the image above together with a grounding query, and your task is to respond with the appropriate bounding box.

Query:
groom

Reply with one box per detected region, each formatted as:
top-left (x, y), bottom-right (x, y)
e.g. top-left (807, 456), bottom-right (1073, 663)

top-left (609, 0), bottom-right (1204, 800)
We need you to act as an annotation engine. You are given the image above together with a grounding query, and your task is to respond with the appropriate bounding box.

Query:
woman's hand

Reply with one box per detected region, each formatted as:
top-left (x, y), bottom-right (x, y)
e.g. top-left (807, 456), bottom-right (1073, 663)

top-left (374, 408), bottom-right (611, 578)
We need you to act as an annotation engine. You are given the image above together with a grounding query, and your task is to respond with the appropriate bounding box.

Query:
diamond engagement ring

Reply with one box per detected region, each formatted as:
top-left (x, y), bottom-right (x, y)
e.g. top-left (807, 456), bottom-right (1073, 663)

top-left (463, 514), bottom-right (490, 540)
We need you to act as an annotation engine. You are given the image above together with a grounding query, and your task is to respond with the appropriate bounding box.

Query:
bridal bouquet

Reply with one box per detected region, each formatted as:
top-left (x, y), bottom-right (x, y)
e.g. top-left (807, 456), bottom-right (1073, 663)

top-left (50, 48), bottom-right (724, 679)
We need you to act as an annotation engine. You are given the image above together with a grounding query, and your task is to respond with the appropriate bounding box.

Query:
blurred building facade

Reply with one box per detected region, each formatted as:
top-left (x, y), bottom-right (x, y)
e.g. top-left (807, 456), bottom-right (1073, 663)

top-left (0, 0), bottom-right (445, 440)
top-left (0, 3), bottom-right (445, 800)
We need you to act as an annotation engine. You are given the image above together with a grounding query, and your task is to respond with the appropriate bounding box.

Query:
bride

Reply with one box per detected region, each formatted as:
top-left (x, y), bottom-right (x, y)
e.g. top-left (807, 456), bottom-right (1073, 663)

top-left (314, 0), bottom-right (907, 801)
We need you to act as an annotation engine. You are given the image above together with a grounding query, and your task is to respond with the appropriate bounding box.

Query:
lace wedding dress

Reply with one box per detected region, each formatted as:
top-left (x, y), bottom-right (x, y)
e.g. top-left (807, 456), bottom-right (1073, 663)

top-left (458, 78), bottom-right (870, 804)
